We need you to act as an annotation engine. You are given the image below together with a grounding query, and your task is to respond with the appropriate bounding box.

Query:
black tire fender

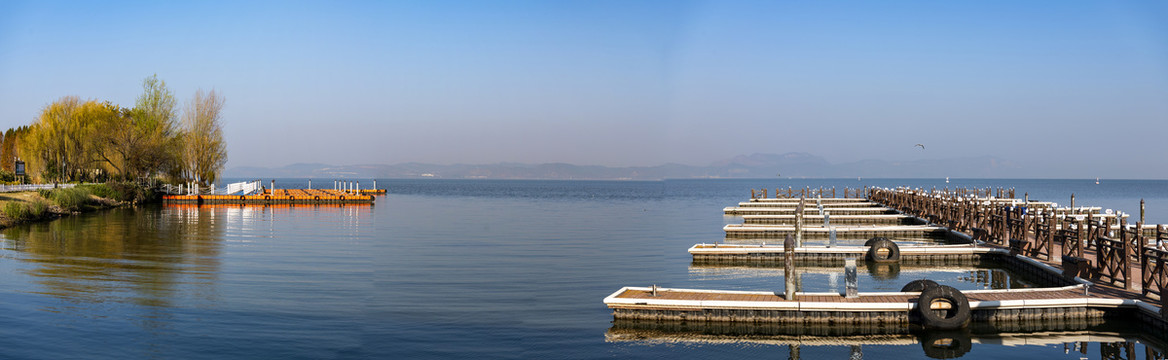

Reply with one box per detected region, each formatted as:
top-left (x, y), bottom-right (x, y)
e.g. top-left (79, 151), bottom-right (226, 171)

top-left (901, 279), bottom-right (940, 293)
top-left (867, 238), bottom-right (901, 263)
top-left (916, 285), bottom-right (971, 330)
top-left (864, 236), bottom-right (889, 247)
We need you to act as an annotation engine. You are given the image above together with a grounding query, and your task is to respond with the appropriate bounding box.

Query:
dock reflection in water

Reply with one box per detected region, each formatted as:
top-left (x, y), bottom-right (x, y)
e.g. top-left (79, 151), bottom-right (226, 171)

top-left (607, 319), bottom-right (1166, 359)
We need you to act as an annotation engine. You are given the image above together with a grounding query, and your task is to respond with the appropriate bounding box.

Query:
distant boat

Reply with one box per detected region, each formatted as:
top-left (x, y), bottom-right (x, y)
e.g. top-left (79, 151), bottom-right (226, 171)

top-left (857, 177), bottom-right (861, 181)
top-left (946, 177), bottom-right (950, 184)
top-left (1096, 177), bottom-right (1100, 185)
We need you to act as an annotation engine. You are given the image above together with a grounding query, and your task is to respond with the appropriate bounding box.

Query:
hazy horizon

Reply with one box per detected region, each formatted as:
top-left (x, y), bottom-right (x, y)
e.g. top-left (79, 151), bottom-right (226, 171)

top-left (2, 1), bottom-right (1166, 177)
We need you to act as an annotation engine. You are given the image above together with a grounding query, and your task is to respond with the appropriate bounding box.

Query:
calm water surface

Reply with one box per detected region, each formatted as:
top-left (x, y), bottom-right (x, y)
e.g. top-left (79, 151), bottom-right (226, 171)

top-left (0, 178), bottom-right (1164, 359)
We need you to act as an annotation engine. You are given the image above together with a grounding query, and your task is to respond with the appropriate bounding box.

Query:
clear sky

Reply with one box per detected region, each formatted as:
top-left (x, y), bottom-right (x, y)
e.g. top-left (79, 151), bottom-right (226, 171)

top-left (1, 1), bottom-right (1166, 177)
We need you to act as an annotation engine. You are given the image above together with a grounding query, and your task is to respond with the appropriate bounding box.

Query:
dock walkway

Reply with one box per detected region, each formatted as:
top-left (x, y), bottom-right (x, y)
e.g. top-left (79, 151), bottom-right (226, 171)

top-left (607, 191), bottom-right (1168, 332)
top-left (164, 189), bottom-right (375, 204)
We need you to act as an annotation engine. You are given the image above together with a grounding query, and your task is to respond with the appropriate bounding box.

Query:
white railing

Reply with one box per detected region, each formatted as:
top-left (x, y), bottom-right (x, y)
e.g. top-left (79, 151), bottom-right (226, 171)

top-left (0, 183), bottom-right (78, 193)
top-left (226, 180), bottom-right (261, 195)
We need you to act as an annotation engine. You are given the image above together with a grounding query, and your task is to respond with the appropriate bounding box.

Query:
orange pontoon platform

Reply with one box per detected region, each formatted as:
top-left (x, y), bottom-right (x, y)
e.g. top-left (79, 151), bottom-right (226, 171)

top-left (163, 189), bottom-right (374, 204)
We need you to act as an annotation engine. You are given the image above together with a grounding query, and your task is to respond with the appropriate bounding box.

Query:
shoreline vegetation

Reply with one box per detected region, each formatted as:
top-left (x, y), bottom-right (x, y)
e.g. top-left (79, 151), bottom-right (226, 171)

top-left (0, 74), bottom-right (225, 227)
top-left (0, 74), bottom-right (226, 225)
top-left (0, 182), bottom-right (157, 228)
top-left (2, 74), bottom-right (227, 188)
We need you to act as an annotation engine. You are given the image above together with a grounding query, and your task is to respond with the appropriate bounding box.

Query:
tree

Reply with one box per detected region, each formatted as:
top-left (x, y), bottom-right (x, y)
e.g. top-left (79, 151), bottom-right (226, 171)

top-left (179, 89), bottom-right (227, 186)
top-left (99, 75), bottom-right (180, 180)
top-left (24, 97), bottom-right (121, 182)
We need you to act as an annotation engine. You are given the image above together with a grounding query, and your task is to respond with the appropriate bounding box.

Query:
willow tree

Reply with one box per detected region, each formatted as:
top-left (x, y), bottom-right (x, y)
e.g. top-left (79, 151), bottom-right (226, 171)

top-left (23, 96), bottom-right (80, 182)
top-left (23, 97), bottom-right (120, 182)
top-left (179, 89), bottom-right (227, 186)
top-left (99, 75), bottom-right (180, 180)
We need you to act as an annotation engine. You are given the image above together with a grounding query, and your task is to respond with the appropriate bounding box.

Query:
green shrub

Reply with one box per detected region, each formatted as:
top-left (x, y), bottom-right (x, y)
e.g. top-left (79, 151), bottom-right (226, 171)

top-left (39, 187), bottom-right (93, 211)
top-left (3, 202), bottom-right (26, 220)
top-left (54, 187), bottom-right (92, 211)
top-left (80, 184), bottom-right (120, 200)
top-left (104, 182), bottom-right (158, 203)
top-left (3, 200), bottom-right (49, 221)
top-left (26, 199), bottom-right (47, 218)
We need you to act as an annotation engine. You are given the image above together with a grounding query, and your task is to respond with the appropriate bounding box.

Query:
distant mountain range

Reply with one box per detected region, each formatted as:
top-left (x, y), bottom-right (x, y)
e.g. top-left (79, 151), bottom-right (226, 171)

top-left (224, 152), bottom-right (1026, 180)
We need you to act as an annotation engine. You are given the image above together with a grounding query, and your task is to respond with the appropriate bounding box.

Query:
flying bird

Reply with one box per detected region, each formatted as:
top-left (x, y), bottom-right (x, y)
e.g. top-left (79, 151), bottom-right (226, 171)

top-left (914, 144), bottom-right (925, 150)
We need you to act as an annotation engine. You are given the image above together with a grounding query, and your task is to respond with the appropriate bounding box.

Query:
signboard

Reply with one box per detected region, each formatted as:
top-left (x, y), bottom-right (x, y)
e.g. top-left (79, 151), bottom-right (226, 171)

top-left (14, 160), bottom-right (24, 176)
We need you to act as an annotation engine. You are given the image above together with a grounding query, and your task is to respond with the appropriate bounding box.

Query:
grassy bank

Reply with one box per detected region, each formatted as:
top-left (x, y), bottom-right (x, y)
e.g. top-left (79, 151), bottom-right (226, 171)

top-left (0, 183), bottom-right (158, 227)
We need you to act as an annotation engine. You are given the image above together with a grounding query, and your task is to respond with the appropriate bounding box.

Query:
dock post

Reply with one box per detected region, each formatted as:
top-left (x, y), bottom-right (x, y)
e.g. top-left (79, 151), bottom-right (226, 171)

top-left (308, 179), bottom-right (311, 190)
top-left (844, 257), bottom-right (858, 298)
top-left (789, 344), bottom-right (800, 360)
top-left (271, 180), bottom-right (275, 192)
top-left (784, 235), bottom-right (796, 300)
top-left (357, 181), bottom-right (360, 193)
top-left (1141, 199), bottom-right (1146, 225)
top-left (829, 227), bottom-right (837, 248)
top-left (795, 198), bottom-right (805, 247)
top-left (374, 179), bottom-right (377, 191)
top-left (1071, 194), bottom-right (1076, 214)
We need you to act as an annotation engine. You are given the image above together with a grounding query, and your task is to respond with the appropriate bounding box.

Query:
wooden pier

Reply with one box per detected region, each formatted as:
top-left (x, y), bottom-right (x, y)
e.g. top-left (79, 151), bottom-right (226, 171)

top-left (723, 224), bottom-right (946, 238)
top-left (163, 189), bottom-right (375, 205)
top-left (607, 186), bottom-right (1168, 336)
top-left (605, 284), bottom-right (1134, 324)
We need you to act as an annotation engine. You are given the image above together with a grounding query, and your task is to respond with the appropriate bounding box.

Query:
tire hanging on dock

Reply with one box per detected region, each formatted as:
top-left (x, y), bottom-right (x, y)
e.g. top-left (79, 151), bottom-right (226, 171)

top-left (915, 285), bottom-right (971, 330)
top-left (864, 236), bottom-right (889, 247)
top-left (900, 279), bottom-right (940, 292)
top-left (867, 238), bottom-right (900, 263)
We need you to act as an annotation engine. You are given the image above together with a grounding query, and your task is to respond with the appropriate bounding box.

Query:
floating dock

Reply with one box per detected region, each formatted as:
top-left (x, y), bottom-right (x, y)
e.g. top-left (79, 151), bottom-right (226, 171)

top-left (604, 284), bottom-right (1138, 324)
top-left (163, 189), bottom-right (374, 204)
top-left (724, 207), bottom-right (896, 215)
top-left (723, 224), bottom-right (947, 238)
top-left (607, 188), bottom-right (1168, 334)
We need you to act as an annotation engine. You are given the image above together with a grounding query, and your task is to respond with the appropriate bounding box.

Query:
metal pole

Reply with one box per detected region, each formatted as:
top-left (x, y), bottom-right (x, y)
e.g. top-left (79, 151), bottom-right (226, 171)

top-left (795, 197), bottom-right (805, 248)
top-left (784, 235), bottom-right (796, 300)
top-left (844, 258), bottom-right (858, 298)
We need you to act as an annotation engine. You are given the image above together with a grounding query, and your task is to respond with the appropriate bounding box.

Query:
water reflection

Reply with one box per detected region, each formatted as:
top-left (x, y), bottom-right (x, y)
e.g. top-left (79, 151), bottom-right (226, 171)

top-left (607, 319), bottom-right (1166, 359)
top-left (1, 205), bottom-right (225, 307)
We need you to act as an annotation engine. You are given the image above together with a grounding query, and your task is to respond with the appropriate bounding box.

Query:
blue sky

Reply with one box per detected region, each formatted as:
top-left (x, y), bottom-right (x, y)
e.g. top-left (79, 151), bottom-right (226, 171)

top-left (1, 1), bottom-right (1166, 177)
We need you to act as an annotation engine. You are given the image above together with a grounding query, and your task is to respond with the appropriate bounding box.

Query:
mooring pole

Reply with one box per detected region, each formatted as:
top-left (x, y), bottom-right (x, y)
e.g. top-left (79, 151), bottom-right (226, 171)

top-left (784, 234), bottom-right (796, 300)
top-left (308, 179), bottom-right (312, 190)
top-left (844, 257), bottom-right (858, 298)
top-left (795, 197), bottom-right (805, 247)
top-left (1141, 199), bottom-right (1146, 225)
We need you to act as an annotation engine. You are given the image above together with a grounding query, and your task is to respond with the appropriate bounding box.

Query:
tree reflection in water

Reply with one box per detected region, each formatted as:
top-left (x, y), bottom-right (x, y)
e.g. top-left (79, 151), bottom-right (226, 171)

top-left (2, 205), bottom-right (225, 308)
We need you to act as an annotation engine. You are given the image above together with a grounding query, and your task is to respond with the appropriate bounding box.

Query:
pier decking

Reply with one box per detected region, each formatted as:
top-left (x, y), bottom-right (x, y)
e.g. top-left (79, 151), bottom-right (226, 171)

top-left (607, 187), bottom-right (1168, 334)
top-left (723, 224), bottom-right (947, 238)
top-left (164, 189), bottom-right (375, 204)
top-left (605, 284), bottom-right (1132, 324)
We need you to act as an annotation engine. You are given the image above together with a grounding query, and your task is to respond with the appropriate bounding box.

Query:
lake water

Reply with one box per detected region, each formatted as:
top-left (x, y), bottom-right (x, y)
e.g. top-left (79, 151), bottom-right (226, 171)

top-left (0, 178), bottom-right (1164, 359)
